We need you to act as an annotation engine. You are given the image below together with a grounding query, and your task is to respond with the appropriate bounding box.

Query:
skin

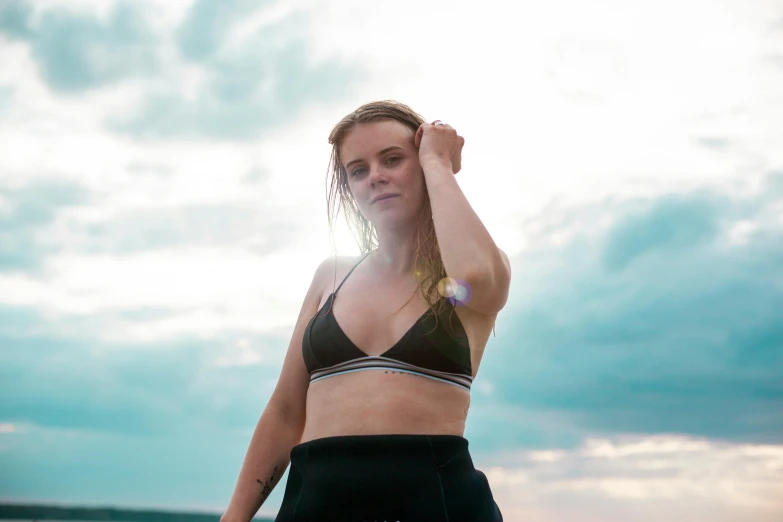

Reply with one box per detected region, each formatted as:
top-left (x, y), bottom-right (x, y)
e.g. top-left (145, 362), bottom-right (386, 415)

top-left (298, 119), bottom-right (498, 443)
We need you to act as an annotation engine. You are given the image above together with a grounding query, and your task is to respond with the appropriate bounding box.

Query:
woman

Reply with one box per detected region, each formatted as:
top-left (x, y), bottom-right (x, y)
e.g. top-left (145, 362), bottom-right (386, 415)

top-left (222, 101), bottom-right (511, 522)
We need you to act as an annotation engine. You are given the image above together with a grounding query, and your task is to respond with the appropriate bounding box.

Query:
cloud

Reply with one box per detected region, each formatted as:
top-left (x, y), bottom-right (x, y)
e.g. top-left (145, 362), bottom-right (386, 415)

top-left (78, 202), bottom-right (299, 255)
top-left (0, 179), bottom-right (91, 273)
top-left (0, 86), bottom-right (15, 117)
top-left (1, 1), bottom-right (366, 141)
top-left (108, 7), bottom-right (366, 141)
top-left (175, 0), bottom-right (270, 63)
top-left (483, 434), bottom-right (783, 522)
top-left (763, 53), bottom-right (783, 69)
top-left (694, 137), bottom-right (732, 151)
top-left (0, 0), bottom-right (34, 39)
top-left (601, 191), bottom-right (722, 271)
top-left (0, 0), bottom-right (160, 93)
top-left (0, 317), bottom-right (285, 436)
top-left (0, 175), bottom-right (297, 275)
top-left (478, 171), bottom-right (783, 444)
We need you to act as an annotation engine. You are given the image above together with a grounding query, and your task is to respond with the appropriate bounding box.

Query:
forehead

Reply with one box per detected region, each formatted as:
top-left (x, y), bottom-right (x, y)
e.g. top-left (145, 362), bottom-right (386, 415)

top-left (340, 120), bottom-right (414, 160)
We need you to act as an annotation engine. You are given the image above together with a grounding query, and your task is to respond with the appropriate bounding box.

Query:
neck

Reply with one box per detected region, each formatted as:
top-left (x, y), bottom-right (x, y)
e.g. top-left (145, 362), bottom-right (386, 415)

top-left (371, 227), bottom-right (418, 277)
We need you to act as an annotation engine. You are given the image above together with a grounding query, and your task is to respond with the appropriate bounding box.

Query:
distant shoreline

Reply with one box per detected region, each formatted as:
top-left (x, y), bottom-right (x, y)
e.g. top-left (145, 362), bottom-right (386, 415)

top-left (0, 503), bottom-right (273, 522)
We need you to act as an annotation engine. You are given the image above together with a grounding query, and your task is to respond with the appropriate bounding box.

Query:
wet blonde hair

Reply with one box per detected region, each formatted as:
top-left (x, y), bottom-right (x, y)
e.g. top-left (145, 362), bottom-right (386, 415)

top-left (324, 100), bottom-right (460, 332)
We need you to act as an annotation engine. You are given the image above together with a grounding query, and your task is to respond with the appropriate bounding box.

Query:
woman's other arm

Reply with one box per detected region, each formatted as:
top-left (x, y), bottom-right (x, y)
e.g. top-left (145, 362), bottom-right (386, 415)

top-left (221, 257), bottom-right (333, 522)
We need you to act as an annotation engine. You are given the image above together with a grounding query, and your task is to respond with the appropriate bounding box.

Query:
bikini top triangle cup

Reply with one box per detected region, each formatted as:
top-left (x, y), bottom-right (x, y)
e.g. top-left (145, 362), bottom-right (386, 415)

top-left (302, 251), bottom-right (474, 391)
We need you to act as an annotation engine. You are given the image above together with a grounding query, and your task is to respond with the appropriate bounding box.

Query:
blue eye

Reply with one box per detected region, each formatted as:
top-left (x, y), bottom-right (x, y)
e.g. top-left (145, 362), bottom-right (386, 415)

top-left (351, 156), bottom-right (401, 176)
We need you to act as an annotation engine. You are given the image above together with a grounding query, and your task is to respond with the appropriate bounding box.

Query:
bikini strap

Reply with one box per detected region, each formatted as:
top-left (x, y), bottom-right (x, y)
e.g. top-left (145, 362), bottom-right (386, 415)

top-left (333, 250), bottom-right (373, 295)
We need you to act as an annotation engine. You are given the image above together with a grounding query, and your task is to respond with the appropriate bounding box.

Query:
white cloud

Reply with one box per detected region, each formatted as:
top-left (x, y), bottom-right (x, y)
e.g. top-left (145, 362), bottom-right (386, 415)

top-left (213, 337), bottom-right (266, 367)
top-left (482, 434), bottom-right (783, 522)
top-left (1, 0), bottom-right (781, 344)
top-left (0, 246), bottom-right (323, 342)
top-left (23, 0), bottom-right (194, 29)
top-left (0, 422), bottom-right (21, 433)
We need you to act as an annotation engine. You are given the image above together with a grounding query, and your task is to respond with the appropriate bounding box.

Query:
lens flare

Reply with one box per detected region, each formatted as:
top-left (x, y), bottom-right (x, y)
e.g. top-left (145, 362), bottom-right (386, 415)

top-left (437, 277), bottom-right (472, 306)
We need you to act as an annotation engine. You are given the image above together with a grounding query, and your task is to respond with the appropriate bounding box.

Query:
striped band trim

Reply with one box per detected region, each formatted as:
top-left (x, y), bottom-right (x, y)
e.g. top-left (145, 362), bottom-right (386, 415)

top-left (309, 356), bottom-right (473, 391)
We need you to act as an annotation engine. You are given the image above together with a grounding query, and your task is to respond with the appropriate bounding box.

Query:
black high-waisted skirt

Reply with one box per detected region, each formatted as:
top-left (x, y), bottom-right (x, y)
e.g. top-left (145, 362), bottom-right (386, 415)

top-left (273, 434), bottom-right (503, 522)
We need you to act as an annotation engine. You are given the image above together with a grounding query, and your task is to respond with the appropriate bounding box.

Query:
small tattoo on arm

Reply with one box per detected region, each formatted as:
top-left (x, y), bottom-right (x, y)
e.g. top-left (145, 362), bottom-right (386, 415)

top-left (256, 465), bottom-right (279, 503)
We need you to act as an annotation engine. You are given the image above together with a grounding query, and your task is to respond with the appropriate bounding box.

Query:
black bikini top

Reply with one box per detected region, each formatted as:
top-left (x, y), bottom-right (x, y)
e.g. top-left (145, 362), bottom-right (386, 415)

top-left (302, 251), bottom-right (474, 391)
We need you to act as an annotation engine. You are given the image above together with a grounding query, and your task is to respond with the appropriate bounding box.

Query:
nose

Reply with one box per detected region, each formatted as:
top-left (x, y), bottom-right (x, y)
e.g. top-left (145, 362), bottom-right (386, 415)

top-left (367, 164), bottom-right (387, 184)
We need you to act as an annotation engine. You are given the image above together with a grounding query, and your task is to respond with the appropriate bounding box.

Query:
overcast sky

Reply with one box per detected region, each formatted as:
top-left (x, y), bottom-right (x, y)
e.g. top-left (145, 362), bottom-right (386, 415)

top-left (1, 0), bottom-right (782, 520)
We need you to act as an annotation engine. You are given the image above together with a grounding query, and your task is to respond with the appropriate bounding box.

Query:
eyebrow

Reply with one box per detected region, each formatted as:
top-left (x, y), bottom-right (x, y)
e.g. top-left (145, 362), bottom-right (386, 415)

top-left (344, 146), bottom-right (404, 171)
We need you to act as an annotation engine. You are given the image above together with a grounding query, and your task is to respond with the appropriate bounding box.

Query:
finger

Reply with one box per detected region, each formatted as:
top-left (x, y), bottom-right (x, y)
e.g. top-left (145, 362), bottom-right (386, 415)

top-left (415, 123), bottom-right (425, 147)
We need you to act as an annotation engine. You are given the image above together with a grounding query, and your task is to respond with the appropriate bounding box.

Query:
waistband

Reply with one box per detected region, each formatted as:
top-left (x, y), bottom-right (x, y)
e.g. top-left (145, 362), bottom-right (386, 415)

top-left (291, 434), bottom-right (473, 471)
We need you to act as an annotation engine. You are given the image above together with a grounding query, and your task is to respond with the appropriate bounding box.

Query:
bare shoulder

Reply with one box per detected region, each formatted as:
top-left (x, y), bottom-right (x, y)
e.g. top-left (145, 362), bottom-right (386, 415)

top-left (315, 254), bottom-right (364, 295)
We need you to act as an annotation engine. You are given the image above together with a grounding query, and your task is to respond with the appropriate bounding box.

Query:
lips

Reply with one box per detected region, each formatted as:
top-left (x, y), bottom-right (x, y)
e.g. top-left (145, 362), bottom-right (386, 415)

top-left (372, 194), bottom-right (398, 203)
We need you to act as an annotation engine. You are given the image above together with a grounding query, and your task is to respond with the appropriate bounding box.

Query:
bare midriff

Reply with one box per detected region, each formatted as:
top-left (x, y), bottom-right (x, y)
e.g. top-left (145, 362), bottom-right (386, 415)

top-left (299, 370), bottom-right (471, 443)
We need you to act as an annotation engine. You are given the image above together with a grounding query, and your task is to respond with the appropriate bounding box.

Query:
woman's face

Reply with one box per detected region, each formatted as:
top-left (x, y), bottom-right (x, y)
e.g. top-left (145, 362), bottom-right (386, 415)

top-left (339, 119), bottom-right (426, 226)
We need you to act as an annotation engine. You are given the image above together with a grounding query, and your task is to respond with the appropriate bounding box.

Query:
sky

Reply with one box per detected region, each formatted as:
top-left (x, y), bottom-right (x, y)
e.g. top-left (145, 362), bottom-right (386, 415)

top-left (1, 0), bottom-right (782, 520)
